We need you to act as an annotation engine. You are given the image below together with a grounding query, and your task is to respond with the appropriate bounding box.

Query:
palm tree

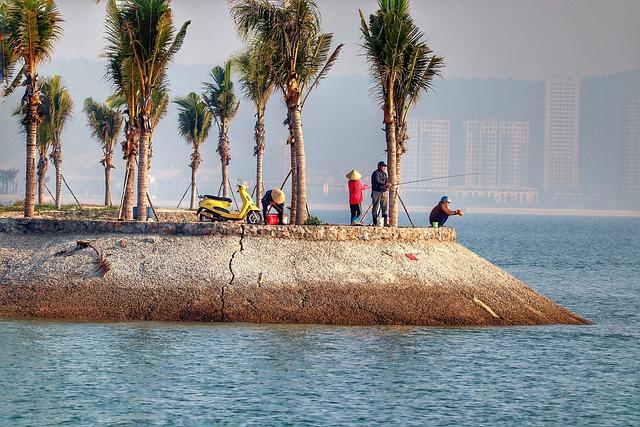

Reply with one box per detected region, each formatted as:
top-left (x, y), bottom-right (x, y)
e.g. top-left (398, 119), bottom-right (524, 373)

top-left (203, 60), bottom-right (240, 199)
top-left (84, 97), bottom-right (123, 206)
top-left (40, 75), bottom-right (73, 209)
top-left (393, 37), bottom-right (444, 204)
top-left (174, 92), bottom-right (212, 209)
top-left (104, 0), bottom-right (189, 221)
top-left (0, 168), bottom-right (19, 194)
top-left (104, 0), bottom-right (138, 220)
top-left (234, 42), bottom-right (274, 207)
top-left (360, 0), bottom-right (423, 226)
top-left (230, 0), bottom-right (343, 225)
top-left (1, 0), bottom-right (62, 217)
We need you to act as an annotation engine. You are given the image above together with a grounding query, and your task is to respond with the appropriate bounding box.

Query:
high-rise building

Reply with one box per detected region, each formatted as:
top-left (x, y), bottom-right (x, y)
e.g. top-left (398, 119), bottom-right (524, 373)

top-left (404, 120), bottom-right (450, 188)
top-left (464, 121), bottom-right (529, 188)
top-left (544, 77), bottom-right (580, 192)
top-left (622, 96), bottom-right (640, 197)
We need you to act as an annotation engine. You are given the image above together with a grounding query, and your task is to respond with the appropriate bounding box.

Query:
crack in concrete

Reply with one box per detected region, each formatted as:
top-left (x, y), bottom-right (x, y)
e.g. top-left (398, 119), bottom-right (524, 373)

top-left (221, 225), bottom-right (245, 321)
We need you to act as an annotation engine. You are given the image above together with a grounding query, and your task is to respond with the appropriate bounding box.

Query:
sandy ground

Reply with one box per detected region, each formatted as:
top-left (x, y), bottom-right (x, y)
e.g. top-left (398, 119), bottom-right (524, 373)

top-left (0, 228), bottom-right (588, 326)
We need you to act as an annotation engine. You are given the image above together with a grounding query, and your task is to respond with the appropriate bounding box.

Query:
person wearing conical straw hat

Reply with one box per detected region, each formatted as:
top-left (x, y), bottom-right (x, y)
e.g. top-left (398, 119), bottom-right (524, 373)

top-left (261, 189), bottom-right (287, 225)
top-left (346, 169), bottom-right (369, 224)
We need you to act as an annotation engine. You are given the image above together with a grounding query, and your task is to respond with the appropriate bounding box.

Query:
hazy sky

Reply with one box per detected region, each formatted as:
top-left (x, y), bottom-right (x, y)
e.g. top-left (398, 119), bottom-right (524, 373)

top-left (1, 0), bottom-right (639, 208)
top-left (54, 0), bottom-right (640, 79)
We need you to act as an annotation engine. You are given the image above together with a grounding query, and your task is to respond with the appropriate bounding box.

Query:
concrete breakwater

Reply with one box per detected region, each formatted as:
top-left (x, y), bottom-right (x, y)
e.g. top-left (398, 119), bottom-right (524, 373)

top-left (0, 218), bottom-right (588, 326)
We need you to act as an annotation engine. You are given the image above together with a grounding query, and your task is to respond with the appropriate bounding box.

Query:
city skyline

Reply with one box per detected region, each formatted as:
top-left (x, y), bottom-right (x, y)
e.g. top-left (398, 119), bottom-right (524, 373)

top-left (464, 121), bottom-right (529, 190)
top-left (404, 120), bottom-right (450, 189)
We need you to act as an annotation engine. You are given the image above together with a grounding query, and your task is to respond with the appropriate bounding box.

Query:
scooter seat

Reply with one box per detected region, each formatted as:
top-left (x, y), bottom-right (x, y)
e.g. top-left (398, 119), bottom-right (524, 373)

top-left (203, 195), bottom-right (232, 203)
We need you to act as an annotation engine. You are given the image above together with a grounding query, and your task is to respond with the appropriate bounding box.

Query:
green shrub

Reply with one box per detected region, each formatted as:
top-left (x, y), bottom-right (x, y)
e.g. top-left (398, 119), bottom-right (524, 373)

top-left (304, 215), bottom-right (323, 226)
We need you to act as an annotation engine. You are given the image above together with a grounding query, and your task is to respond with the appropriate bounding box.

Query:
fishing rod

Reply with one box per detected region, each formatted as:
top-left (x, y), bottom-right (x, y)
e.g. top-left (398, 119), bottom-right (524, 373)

top-left (393, 172), bottom-right (486, 187)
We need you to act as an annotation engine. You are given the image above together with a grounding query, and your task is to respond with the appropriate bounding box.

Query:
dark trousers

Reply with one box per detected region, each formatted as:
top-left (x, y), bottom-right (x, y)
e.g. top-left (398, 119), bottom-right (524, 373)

top-left (430, 212), bottom-right (449, 227)
top-left (371, 191), bottom-right (388, 225)
top-left (349, 204), bottom-right (361, 223)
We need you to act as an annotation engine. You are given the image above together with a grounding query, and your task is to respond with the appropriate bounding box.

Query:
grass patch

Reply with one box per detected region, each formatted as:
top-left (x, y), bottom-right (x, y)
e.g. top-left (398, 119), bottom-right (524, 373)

top-left (0, 200), bottom-right (119, 214)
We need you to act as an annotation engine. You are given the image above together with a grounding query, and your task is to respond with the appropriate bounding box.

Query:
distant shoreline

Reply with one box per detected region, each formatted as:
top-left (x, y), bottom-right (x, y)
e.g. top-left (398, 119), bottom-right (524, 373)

top-left (2, 195), bottom-right (638, 218)
top-left (308, 204), bottom-right (640, 218)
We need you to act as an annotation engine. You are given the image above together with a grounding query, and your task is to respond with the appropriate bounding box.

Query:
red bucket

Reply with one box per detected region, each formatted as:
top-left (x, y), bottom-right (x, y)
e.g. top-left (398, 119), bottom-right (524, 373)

top-left (266, 213), bottom-right (289, 225)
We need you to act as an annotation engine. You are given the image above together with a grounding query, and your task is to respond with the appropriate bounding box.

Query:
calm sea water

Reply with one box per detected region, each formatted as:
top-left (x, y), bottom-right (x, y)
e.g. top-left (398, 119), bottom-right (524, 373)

top-left (1, 214), bottom-right (639, 426)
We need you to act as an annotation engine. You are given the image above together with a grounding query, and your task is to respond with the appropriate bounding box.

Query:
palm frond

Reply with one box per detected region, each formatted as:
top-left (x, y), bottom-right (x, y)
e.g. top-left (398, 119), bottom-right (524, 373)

top-left (3, 0), bottom-right (63, 71)
top-left (230, 0), bottom-right (340, 103)
top-left (233, 40), bottom-right (274, 110)
top-left (174, 91), bottom-right (212, 147)
top-left (203, 59), bottom-right (240, 128)
top-left (83, 96), bottom-right (123, 153)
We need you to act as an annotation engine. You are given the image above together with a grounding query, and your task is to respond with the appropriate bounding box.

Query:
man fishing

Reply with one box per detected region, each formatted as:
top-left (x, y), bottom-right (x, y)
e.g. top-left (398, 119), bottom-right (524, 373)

top-left (371, 161), bottom-right (389, 226)
top-left (429, 196), bottom-right (463, 227)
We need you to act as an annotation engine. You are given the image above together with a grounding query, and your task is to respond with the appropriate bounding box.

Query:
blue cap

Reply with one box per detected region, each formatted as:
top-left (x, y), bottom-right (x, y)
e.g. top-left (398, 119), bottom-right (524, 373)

top-left (440, 196), bottom-right (451, 203)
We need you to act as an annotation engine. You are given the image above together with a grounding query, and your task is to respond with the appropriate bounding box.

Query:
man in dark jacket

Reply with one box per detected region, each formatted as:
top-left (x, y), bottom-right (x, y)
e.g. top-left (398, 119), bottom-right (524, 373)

top-left (371, 161), bottom-right (389, 226)
top-left (429, 196), bottom-right (463, 227)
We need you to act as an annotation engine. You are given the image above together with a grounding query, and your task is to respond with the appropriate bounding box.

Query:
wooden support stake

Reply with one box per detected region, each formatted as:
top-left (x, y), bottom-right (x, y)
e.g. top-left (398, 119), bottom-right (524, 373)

top-left (146, 192), bottom-right (160, 222)
top-left (280, 169), bottom-right (292, 190)
top-left (44, 183), bottom-right (55, 203)
top-left (61, 175), bottom-right (83, 210)
top-left (176, 183), bottom-right (192, 209)
top-left (117, 165), bottom-right (130, 221)
top-left (397, 192), bottom-right (415, 228)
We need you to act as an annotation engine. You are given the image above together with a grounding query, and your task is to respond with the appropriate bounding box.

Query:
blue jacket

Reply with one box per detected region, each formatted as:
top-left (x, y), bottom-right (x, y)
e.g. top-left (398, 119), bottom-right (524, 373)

top-left (371, 169), bottom-right (388, 192)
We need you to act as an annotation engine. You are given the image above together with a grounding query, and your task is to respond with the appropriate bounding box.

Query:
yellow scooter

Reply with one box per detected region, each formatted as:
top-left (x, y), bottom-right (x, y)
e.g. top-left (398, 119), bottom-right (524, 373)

top-left (197, 183), bottom-right (262, 224)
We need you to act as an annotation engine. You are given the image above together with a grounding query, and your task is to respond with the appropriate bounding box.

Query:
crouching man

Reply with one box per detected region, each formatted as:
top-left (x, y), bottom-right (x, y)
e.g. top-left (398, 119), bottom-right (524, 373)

top-left (429, 196), bottom-right (463, 227)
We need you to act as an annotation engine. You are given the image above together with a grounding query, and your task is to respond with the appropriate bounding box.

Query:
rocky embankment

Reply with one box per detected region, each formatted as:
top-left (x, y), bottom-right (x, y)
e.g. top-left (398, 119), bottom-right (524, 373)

top-left (0, 218), bottom-right (588, 326)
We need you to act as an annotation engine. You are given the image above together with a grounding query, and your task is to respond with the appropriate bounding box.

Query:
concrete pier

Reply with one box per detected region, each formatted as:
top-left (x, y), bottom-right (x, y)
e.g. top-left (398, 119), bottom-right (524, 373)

top-left (0, 218), bottom-right (588, 326)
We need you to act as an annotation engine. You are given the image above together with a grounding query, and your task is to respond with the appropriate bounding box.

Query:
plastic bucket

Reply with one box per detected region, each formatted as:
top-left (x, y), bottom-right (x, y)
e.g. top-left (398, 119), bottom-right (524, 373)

top-left (266, 213), bottom-right (289, 225)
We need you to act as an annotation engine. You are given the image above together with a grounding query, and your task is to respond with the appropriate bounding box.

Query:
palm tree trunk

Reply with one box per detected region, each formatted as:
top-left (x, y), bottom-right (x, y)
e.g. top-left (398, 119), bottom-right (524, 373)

top-left (52, 145), bottom-right (62, 209)
top-left (24, 88), bottom-right (38, 218)
top-left (286, 108), bottom-right (298, 224)
top-left (289, 138), bottom-right (298, 225)
top-left (394, 122), bottom-right (407, 226)
top-left (386, 121), bottom-right (398, 227)
top-left (104, 152), bottom-right (114, 207)
top-left (137, 122), bottom-right (151, 221)
top-left (255, 111), bottom-right (265, 208)
top-left (25, 127), bottom-right (37, 216)
top-left (37, 154), bottom-right (47, 206)
top-left (385, 79), bottom-right (398, 227)
top-left (123, 155), bottom-right (136, 220)
top-left (189, 145), bottom-right (201, 210)
top-left (190, 165), bottom-right (198, 210)
top-left (218, 128), bottom-right (230, 199)
top-left (105, 167), bottom-right (112, 206)
top-left (122, 126), bottom-right (138, 220)
top-left (291, 107), bottom-right (307, 225)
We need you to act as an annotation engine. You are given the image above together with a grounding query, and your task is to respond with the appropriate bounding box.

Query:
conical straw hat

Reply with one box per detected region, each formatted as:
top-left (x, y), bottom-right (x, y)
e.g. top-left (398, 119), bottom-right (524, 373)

top-left (271, 189), bottom-right (286, 204)
top-left (345, 169), bottom-right (362, 180)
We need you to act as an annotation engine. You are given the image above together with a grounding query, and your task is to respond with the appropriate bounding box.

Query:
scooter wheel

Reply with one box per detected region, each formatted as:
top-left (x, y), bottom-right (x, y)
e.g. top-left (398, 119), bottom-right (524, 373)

top-left (246, 211), bottom-right (262, 225)
top-left (198, 214), bottom-right (213, 222)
